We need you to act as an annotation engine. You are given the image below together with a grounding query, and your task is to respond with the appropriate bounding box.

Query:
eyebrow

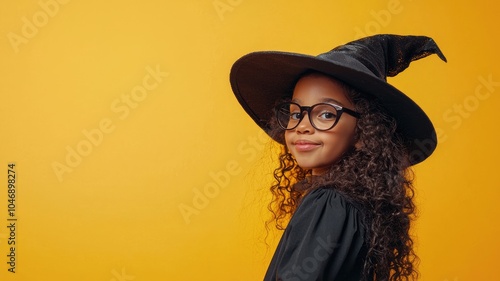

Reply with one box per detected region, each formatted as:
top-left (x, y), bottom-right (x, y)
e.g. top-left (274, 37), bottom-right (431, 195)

top-left (291, 97), bottom-right (345, 106)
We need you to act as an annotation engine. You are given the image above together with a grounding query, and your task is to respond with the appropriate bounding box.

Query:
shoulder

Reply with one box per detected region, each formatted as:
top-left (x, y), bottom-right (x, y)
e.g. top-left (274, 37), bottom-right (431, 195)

top-left (267, 186), bottom-right (368, 280)
top-left (289, 186), bottom-right (366, 233)
top-left (297, 186), bottom-right (363, 216)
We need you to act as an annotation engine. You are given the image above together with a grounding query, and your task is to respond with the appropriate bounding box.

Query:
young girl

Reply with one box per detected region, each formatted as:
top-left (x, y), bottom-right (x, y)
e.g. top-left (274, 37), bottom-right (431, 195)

top-left (230, 34), bottom-right (446, 280)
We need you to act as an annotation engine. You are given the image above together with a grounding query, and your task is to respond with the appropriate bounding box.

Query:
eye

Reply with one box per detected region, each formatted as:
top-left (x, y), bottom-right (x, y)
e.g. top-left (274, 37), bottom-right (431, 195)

top-left (317, 111), bottom-right (337, 120)
top-left (290, 112), bottom-right (302, 120)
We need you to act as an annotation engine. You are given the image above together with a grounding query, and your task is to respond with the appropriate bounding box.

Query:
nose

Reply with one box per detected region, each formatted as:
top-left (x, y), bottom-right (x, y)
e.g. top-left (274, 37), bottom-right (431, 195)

top-left (296, 112), bottom-right (314, 134)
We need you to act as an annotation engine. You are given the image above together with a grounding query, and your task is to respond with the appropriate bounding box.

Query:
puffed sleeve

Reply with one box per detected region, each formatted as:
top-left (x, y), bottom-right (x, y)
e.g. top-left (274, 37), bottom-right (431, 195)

top-left (264, 187), bottom-right (367, 281)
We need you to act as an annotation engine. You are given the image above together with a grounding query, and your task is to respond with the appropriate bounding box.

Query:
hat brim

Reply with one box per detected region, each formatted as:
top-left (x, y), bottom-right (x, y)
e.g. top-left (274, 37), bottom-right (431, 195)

top-left (230, 51), bottom-right (436, 165)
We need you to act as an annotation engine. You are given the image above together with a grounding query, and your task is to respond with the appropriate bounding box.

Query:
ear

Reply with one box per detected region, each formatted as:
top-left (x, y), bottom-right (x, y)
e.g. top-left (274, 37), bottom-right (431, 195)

top-left (352, 123), bottom-right (362, 150)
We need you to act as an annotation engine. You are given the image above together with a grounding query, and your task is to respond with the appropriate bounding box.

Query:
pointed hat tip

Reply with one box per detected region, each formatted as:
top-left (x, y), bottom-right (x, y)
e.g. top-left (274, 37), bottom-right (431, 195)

top-left (427, 37), bottom-right (447, 63)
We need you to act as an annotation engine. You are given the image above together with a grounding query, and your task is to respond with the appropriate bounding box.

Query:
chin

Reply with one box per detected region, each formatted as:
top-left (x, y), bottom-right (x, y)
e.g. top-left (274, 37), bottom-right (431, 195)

top-left (296, 162), bottom-right (322, 171)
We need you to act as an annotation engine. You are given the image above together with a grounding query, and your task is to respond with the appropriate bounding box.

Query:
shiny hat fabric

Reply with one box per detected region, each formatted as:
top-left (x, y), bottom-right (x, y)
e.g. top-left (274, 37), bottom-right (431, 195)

top-left (230, 34), bottom-right (447, 165)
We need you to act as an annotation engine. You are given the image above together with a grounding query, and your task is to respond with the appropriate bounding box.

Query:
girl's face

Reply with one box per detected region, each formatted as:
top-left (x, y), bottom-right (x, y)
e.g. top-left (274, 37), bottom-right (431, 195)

top-left (285, 74), bottom-right (358, 175)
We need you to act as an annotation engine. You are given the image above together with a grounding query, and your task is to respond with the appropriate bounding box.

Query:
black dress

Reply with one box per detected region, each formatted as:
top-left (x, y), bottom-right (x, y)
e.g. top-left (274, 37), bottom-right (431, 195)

top-left (264, 187), bottom-right (368, 281)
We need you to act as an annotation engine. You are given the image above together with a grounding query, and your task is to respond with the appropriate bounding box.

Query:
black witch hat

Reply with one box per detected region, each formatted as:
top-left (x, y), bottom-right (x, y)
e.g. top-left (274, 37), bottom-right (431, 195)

top-left (230, 34), bottom-right (447, 165)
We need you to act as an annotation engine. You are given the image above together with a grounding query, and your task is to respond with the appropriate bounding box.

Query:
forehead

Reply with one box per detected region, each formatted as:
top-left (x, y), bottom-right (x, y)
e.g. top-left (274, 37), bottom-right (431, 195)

top-left (291, 73), bottom-right (352, 107)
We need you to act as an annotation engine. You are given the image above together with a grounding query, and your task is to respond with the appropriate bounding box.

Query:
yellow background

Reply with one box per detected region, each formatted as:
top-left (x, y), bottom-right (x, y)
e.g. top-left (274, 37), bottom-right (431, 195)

top-left (0, 0), bottom-right (498, 280)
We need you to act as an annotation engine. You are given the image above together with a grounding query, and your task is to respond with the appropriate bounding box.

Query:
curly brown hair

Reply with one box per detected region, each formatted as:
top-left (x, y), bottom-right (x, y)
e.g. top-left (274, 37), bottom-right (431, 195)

top-left (266, 75), bottom-right (418, 280)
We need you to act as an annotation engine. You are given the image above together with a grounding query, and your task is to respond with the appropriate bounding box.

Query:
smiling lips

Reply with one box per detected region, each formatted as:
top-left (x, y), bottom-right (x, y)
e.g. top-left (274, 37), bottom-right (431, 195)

top-left (292, 140), bottom-right (321, 152)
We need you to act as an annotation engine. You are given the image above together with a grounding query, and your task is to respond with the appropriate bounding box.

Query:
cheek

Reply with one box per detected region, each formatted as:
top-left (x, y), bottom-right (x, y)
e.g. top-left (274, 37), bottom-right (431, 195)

top-left (339, 119), bottom-right (357, 142)
top-left (284, 131), bottom-right (292, 146)
top-left (284, 132), bottom-right (296, 157)
top-left (327, 121), bottom-right (357, 150)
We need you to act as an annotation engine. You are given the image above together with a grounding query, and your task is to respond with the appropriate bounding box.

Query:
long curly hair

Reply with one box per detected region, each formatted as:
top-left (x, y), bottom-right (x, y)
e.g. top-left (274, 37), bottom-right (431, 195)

top-left (266, 75), bottom-right (418, 280)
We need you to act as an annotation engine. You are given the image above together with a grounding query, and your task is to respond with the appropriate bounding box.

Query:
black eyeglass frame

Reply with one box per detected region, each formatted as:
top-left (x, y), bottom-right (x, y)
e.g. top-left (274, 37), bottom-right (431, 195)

top-left (275, 102), bottom-right (361, 131)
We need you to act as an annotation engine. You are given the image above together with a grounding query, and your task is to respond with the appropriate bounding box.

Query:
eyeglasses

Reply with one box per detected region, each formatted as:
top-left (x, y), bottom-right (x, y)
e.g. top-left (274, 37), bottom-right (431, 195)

top-left (275, 102), bottom-right (361, 131)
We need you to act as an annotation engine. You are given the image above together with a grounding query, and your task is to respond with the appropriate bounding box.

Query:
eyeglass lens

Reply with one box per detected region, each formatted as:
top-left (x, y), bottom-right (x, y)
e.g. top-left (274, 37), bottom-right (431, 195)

top-left (277, 103), bottom-right (339, 130)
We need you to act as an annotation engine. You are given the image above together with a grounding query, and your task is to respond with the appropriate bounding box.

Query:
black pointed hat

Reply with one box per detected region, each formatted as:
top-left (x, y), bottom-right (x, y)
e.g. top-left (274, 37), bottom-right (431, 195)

top-left (230, 34), bottom-right (447, 165)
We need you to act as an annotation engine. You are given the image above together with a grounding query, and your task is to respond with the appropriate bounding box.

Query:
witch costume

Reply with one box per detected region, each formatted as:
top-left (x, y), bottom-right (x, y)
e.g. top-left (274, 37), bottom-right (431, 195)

top-left (230, 34), bottom-right (446, 280)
